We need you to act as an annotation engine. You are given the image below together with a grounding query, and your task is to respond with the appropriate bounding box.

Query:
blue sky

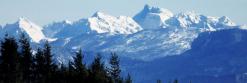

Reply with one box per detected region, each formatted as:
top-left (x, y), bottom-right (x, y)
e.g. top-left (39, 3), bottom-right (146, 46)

top-left (0, 0), bottom-right (246, 26)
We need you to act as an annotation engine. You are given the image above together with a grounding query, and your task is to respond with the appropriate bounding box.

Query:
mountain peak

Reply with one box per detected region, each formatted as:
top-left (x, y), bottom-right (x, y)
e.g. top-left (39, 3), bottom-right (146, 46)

top-left (18, 17), bottom-right (28, 21)
top-left (133, 5), bottom-right (173, 29)
top-left (17, 17), bottom-right (31, 24)
top-left (92, 11), bottom-right (109, 18)
top-left (151, 7), bottom-right (171, 14)
top-left (143, 4), bottom-right (151, 12)
top-left (219, 16), bottom-right (231, 22)
top-left (218, 16), bottom-right (236, 26)
top-left (14, 17), bottom-right (46, 42)
top-left (178, 11), bottom-right (198, 16)
top-left (142, 4), bottom-right (173, 14)
top-left (88, 11), bottom-right (142, 34)
top-left (17, 17), bottom-right (41, 29)
top-left (62, 20), bottom-right (73, 25)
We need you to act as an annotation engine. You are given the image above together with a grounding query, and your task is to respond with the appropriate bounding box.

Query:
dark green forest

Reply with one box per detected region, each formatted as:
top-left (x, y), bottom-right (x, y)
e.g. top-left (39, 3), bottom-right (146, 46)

top-left (0, 34), bottom-right (179, 83)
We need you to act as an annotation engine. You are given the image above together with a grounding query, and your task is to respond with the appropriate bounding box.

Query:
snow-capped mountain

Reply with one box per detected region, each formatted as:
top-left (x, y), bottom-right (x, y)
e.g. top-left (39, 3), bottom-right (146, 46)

top-left (133, 4), bottom-right (174, 29)
top-left (43, 11), bottom-right (142, 39)
top-left (1, 5), bottom-right (241, 61)
top-left (88, 12), bottom-right (142, 34)
top-left (0, 17), bottom-right (46, 43)
top-left (0, 4), bottom-right (242, 62)
top-left (133, 5), bottom-right (237, 31)
top-left (46, 5), bottom-right (241, 61)
top-left (0, 4), bottom-right (246, 83)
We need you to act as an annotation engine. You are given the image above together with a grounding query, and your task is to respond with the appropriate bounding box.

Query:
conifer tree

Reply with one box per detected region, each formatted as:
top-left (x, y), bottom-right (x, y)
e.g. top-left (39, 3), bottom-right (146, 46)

top-left (89, 54), bottom-right (109, 83)
top-left (34, 48), bottom-right (45, 83)
top-left (0, 35), bottom-right (21, 83)
top-left (68, 61), bottom-right (75, 83)
top-left (157, 79), bottom-right (162, 83)
top-left (125, 73), bottom-right (132, 83)
top-left (0, 34), bottom-right (134, 83)
top-left (42, 41), bottom-right (55, 83)
top-left (173, 79), bottom-right (178, 83)
top-left (19, 33), bottom-right (34, 83)
top-left (58, 63), bottom-right (68, 83)
top-left (109, 52), bottom-right (121, 83)
top-left (73, 49), bottom-right (88, 83)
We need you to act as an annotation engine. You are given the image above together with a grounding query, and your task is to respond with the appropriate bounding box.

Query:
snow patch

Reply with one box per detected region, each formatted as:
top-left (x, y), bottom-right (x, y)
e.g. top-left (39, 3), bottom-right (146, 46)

top-left (18, 17), bottom-right (46, 42)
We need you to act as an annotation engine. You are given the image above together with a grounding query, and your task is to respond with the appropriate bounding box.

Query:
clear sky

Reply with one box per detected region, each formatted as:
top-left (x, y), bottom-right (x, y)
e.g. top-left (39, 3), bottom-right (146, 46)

top-left (0, 0), bottom-right (246, 26)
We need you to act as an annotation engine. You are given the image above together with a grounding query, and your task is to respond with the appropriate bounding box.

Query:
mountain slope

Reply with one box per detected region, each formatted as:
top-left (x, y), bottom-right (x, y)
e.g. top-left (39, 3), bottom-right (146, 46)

top-left (128, 28), bottom-right (247, 83)
top-left (50, 27), bottom-right (198, 61)
top-left (1, 17), bottom-right (46, 43)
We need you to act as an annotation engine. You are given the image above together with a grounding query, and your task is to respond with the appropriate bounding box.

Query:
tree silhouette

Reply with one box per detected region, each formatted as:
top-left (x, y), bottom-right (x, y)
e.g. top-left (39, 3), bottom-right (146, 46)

top-left (19, 33), bottom-right (34, 83)
top-left (0, 35), bottom-right (133, 83)
top-left (34, 48), bottom-right (46, 83)
top-left (72, 49), bottom-right (88, 83)
top-left (0, 35), bottom-right (21, 83)
top-left (42, 41), bottom-right (56, 83)
top-left (173, 79), bottom-right (178, 83)
top-left (157, 79), bottom-right (162, 83)
top-left (125, 73), bottom-right (132, 83)
top-left (109, 52), bottom-right (121, 83)
top-left (89, 54), bottom-right (110, 83)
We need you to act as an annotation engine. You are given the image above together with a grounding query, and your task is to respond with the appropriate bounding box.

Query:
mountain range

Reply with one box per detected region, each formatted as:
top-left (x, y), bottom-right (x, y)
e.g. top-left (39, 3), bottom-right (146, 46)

top-left (1, 5), bottom-right (247, 83)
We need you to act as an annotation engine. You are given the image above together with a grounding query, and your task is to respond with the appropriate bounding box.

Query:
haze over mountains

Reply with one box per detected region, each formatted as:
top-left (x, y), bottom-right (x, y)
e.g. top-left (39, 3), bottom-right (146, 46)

top-left (1, 5), bottom-right (247, 83)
